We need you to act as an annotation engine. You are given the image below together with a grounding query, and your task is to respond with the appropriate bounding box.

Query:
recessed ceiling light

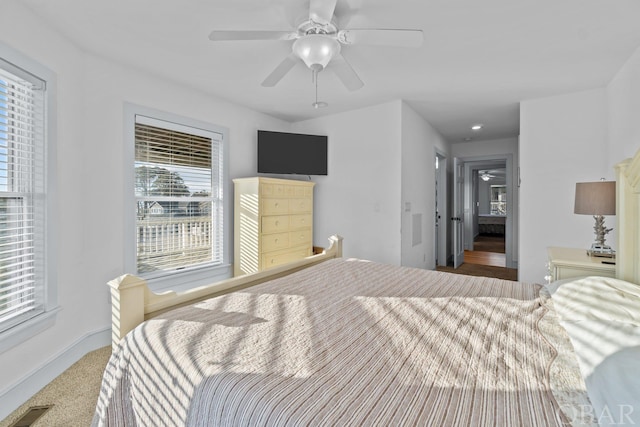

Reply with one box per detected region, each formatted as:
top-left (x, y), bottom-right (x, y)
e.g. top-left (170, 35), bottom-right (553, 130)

top-left (471, 124), bottom-right (483, 131)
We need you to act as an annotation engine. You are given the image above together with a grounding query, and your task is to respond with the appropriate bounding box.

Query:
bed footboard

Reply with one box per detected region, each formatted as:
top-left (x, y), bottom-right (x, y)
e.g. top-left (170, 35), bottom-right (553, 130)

top-left (109, 235), bottom-right (343, 349)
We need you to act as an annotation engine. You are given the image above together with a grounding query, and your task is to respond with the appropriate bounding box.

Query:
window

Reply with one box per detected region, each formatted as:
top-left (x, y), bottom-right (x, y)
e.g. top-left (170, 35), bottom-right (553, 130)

top-left (490, 185), bottom-right (507, 215)
top-left (127, 107), bottom-right (229, 289)
top-left (0, 54), bottom-right (55, 341)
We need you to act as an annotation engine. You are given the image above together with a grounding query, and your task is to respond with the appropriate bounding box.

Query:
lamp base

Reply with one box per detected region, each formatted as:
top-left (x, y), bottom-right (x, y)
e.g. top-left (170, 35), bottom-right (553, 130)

top-left (587, 243), bottom-right (615, 258)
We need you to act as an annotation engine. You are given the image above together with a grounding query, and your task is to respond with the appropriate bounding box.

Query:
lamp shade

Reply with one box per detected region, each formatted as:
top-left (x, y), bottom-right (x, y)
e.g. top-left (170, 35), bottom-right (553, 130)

top-left (574, 181), bottom-right (616, 215)
top-left (293, 34), bottom-right (340, 70)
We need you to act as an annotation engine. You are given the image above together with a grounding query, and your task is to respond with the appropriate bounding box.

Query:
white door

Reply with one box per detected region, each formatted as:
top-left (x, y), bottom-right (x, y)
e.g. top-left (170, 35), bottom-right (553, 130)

top-left (435, 152), bottom-right (447, 266)
top-left (453, 158), bottom-right (464, 268)
top-left (435, 154), bottom-right (440, 265)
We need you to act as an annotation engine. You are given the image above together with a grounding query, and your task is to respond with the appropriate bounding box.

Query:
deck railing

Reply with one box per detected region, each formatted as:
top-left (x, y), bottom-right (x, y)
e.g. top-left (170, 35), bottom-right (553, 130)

top-left (136, 215), bottom-right (212, 272)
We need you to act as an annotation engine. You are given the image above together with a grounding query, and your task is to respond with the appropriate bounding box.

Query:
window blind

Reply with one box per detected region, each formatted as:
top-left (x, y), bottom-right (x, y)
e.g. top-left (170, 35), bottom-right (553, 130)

top-left (0, 61), bottom-right (46, 332)
top-left (134, 117), bottom-right (224, 274)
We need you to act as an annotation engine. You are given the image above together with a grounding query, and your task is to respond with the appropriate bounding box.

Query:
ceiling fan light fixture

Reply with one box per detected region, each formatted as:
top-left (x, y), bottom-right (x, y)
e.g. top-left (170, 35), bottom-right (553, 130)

top-left (293, 34), bottom-right (341, 70)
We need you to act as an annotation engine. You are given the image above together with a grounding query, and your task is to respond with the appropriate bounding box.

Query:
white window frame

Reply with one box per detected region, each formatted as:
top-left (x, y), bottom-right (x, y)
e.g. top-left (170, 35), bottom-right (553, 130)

top-left (0, 42), bottom-right (58, 354)
top-left (124, 104), bottom-right (231, 292)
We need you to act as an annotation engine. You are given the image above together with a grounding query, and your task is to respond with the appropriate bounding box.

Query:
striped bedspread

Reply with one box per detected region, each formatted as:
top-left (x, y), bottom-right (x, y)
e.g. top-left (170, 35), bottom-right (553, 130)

top-left (93, 258), bottom-right (593, 426)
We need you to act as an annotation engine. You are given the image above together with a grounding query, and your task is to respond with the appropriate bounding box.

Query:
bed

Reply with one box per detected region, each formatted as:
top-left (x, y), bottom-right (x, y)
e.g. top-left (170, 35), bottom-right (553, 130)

top-left (93, 151), bottom-right (640, 426)
top-left (478, 214), bottom-right (506, 235)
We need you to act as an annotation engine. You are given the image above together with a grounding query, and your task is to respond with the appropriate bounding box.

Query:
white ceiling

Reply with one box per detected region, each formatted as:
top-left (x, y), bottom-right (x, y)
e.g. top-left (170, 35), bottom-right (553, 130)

top-left (22, 0), bottom-right (640, 142)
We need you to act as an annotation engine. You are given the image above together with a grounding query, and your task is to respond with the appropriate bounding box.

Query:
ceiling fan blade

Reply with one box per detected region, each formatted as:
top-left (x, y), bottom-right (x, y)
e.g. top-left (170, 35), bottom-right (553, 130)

top-left (330, 53), bottom-right (363, 92)
top-left (338, 29), bottom-right (423, 47)
top-left (209, 30), bottom-right (296, 42)
top-left (261, 54), bottom-right (299, 87)
top-left (309, 0), bottom-right (338, 25)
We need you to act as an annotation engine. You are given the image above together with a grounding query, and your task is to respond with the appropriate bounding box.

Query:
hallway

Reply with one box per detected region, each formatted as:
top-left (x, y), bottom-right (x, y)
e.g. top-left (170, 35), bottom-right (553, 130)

top-left (465, 234), bottom-right (505, 267)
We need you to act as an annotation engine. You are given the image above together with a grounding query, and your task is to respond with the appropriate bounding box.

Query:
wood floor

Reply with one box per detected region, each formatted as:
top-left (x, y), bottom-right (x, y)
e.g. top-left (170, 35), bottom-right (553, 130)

top-left (464, 250), bottom-right (505, 267)
top-left (466, 234), bottom-right (506, 268)
top-left (436, 234), bottom-right (518, 281)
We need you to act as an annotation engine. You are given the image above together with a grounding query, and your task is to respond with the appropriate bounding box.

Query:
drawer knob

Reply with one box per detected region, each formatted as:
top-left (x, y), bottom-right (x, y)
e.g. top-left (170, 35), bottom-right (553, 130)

top-left (275, 221), bottom-right (280, 226)
top-left (275, 238), bottom-right (279, 243)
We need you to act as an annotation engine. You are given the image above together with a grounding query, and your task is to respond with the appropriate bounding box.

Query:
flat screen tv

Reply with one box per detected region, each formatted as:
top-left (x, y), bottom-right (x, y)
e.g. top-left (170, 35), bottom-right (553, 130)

top-left (257, 130), bottom-right (328, 175)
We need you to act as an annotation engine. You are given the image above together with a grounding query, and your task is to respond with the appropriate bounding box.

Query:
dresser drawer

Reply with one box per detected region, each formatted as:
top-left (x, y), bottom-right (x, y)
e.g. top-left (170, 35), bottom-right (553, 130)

top-left (261, 183), bottom-right (287, 197)
top-left (261, 232), bottom-right (290, 252)
top-left (290, 229), bottom-right (312, 246)
top-left (293, 186), bottom-right (310, 197)
top-left (289, 214), bottom-right (311, 229)
top-left (262, 183), bottom-right (312, 198)
top-left (262, 198), bottom-right (289, 215)
top-left (552, 265), bottom-right (616, 281)
top-left (262, 215), bottom-right (290, 233)
top-left (262, 247), bottom-right (312, 269)
top-left (290, 198), bottom-right (312, 213)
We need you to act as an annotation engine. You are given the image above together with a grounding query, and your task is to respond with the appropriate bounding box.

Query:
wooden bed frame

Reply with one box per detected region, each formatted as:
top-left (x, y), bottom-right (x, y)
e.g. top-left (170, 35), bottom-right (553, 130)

top-left (615, 149), bottom-right (640, 284)
top-left (109, 235), bottom-right (342, 348)
top-left (108, 147), bottom-right (640, 349)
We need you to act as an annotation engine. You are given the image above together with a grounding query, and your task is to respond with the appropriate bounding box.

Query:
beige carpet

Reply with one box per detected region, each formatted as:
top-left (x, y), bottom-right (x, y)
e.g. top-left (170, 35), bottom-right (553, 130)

top-left (0, 346), bottom-right (111, 427)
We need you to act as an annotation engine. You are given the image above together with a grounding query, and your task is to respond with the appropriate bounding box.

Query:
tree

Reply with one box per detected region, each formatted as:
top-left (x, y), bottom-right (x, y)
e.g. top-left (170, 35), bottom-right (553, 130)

top-left (135, 166), bottom-right (190, 197)
top-left (135, 166), bottom-right (191, 217)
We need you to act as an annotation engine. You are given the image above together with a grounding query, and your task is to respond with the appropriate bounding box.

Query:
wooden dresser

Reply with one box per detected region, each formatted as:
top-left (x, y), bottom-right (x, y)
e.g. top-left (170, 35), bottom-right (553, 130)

top-left (233, 177), bottom-right (314, 276)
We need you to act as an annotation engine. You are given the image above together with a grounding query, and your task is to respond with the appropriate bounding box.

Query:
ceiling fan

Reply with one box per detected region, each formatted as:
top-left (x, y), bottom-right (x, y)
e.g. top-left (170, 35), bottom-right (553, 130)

top-left (479, 170), bottom-right (504, 181)
top-left (208, 0), bottom-right (423, 92)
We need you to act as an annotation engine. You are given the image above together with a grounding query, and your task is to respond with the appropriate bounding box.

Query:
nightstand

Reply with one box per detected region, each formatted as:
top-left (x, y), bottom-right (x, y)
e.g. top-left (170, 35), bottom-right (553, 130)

top-left (547, 247), bottom-right (616, 282)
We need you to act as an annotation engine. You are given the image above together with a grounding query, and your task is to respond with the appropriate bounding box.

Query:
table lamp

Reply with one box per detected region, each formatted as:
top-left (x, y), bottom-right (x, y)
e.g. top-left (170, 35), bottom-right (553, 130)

top-left (574, 180), bottom-right (616, 257)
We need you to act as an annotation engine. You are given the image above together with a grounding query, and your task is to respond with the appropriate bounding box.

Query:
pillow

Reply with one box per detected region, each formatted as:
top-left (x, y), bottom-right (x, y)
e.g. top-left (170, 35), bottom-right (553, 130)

top-left (545, 276), bottom-right (640, 324)
top-left (546, 277), bottom-right (640, 425)
top-left (585, 345), bottom-right (640, 426)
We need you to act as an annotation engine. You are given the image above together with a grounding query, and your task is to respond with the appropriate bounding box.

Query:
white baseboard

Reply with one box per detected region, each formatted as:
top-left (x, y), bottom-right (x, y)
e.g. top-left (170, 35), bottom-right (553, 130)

top-left (0, 327), bottom-right (111, 421)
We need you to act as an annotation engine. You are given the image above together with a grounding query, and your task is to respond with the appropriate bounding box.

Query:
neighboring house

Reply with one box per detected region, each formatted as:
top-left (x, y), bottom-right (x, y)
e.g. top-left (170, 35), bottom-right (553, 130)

top-left (147, 201), bottom-right (164, 216)
top-left (1, 0), bottom-right (640, 422)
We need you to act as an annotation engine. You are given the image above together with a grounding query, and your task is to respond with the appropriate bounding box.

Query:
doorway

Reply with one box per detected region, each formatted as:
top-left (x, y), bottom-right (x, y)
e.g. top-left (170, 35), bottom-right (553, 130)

top-left (451, 155), bottom-right (517, 270)
top-left (467, 166), bottom-right (507, 267)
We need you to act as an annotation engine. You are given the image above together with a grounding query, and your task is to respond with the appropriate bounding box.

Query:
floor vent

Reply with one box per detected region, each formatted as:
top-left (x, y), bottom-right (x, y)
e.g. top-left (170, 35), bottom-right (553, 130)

top-left (9, 405), bottom-right (53, 427)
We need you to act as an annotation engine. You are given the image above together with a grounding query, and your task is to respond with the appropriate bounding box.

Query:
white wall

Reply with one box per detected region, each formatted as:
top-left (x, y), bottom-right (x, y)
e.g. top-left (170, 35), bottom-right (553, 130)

top-left (519, 44), bottom-right (640, 284)
top-left (292, 101), bottom-right (403, 264)
top-left (400, 102), bottom-right (449, 269)
top-left (607, 44), bottom-right (640, 170)
top-left (451, 138), bottom-right (518, 159)
top-left (0, 1), bottom-right (290, 417)
top-left (519, 89), bottom-right (609, 283)
top-left (291, 101), bottom-right (449, 267)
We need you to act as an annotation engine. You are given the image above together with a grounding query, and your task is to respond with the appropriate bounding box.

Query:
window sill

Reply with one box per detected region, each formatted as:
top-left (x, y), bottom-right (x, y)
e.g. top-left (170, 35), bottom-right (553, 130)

top-left (0, 307), bottom-right (61, 355)
top-left (144, 263), bottom-right (233, 294)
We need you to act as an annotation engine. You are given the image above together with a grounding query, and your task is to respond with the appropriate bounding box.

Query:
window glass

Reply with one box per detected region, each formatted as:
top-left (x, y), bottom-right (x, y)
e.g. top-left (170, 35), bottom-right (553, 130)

top-left (134, 116), bottom-right (224, 274)
top-left (490, 185), bottom-right (507, 215)
top-left (0, 60), bottom-right (47, 332)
